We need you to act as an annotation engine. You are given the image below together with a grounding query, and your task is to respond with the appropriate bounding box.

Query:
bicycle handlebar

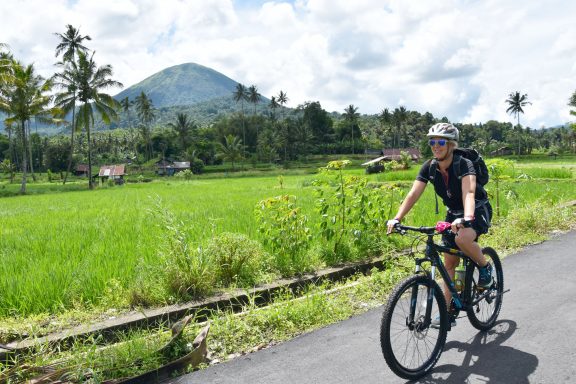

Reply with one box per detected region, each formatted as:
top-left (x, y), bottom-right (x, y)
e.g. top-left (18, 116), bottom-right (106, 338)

top-left (393, 221), bottom-right (452, 235)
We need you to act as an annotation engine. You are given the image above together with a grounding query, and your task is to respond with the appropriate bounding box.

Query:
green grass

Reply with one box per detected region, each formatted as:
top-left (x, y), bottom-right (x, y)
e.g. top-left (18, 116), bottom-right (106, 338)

top-left (0, 157), bottom-right (574, 318)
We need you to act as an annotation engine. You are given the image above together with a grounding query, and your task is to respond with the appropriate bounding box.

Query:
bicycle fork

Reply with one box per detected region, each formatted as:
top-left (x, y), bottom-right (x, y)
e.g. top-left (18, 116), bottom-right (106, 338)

top-left (408, 259), bottom-right (437, 330)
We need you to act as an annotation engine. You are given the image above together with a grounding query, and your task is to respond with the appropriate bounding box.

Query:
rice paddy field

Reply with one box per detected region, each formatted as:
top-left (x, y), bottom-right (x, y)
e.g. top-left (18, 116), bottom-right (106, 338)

top-left (0, 157), bottom-right (574, 319)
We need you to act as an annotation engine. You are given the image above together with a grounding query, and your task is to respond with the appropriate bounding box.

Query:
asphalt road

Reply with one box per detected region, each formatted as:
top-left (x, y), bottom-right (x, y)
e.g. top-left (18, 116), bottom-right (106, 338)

top-left (167, 230), bottom-right (576, 384)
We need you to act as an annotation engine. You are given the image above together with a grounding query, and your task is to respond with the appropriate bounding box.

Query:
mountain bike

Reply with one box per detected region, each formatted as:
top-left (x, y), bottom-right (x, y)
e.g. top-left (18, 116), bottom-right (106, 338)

top-left (380, 222), bottom-right (506, 380)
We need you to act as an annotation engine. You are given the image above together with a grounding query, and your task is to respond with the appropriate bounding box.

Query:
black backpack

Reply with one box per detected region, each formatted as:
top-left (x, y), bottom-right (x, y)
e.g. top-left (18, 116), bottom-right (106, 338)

top-left (429, 148), bottom-right (489, 213)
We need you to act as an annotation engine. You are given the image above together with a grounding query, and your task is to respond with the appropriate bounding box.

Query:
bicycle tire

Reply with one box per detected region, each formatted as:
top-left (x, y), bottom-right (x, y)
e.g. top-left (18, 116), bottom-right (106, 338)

top-left (380, 274), bottom-right (448, 380)
top-left (465, 247), bottom-right (504, 331)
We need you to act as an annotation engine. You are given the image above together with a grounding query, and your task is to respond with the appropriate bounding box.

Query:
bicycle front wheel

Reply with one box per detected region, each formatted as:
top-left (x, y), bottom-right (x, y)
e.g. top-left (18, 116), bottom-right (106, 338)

top-left (465, 247), bottom-right (504, 331)
top-left (380, 274), bottom-right (448, 380)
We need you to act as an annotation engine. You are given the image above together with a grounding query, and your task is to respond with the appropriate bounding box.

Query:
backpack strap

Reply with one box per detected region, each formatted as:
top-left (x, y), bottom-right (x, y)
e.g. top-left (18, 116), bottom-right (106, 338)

top-left (452, 154), bottom-right (463, 180)
top-left (428, 159), bottom-right (439, 215)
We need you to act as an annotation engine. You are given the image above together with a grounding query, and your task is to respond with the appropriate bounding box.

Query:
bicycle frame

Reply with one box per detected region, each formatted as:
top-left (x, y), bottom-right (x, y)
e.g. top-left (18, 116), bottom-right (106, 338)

top-left (405, 228), bottom-right (474, 328)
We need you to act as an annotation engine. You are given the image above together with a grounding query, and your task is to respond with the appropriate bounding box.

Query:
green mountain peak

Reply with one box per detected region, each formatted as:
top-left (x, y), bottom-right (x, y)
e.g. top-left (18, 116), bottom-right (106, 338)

top-left (114, 62), bottom-right (240, 108)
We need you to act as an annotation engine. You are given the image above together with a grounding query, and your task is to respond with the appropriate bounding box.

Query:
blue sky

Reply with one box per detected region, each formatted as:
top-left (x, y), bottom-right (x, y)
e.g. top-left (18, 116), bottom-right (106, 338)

top-left (1, 0), bottom-right (575, 128)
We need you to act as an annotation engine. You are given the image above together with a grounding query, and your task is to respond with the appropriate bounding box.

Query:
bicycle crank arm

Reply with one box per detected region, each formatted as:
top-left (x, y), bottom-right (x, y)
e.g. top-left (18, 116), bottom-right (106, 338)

top-left (471, 288), bottom-right (510, 306)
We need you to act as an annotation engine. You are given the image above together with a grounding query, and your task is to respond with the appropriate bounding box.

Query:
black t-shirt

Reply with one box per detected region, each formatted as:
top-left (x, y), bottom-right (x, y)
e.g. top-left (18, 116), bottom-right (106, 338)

top-left (417, 157), bottom-right (488, 211)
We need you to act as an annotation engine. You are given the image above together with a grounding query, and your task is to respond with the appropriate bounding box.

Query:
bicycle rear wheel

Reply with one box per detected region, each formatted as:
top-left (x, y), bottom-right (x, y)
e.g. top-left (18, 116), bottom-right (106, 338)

top-left (380, 274), bottom-right (448, 380)
top-left (465, 247), bottom-right (503, 331)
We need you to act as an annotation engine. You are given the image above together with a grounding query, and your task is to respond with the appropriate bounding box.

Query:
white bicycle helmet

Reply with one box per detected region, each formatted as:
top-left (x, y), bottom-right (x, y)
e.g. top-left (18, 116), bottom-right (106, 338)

top-left (427, 123), bottom-right (459, 141)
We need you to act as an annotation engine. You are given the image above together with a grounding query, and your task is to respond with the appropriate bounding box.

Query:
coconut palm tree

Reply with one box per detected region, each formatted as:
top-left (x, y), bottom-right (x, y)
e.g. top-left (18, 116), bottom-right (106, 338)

top-left (392, 106), bottom-right (407, 149)
top-left (0, 61), bottom-right (59, 193)
top-left (233, 83), bottom-right (249, 164)
top-left (217, 134), bottom-right (244, 171)
top-left (120, 96), bottom-right (132, 126)
top-left (568, 90), bottom-right (576, 117)
top-left (167, 112), bottom-right (196, 154)
top-left (506, 91), bottom-right (531, 155)
top-left (73, 51), bottom-right (122, 189)
top-left (248, 84), bottom-right (261, 116)
top-left (506, 91), bottom-right (530, 128)
top-left (54, 24), bottom-right (91, 63)
top-left (269, 95), bottom-right (279, 119)
top-left (277, 90), bottom-right (288, 120)
top-left (53, 25), bottom-right (91, 184)
top-left (343, 104), bottom-right (359, 154)
top-left (0, 43), bottom-right (13, 84)
top-left (378, 107), bottom-right (392, 147)
top-left (134, 91), bottom-right (155, 160)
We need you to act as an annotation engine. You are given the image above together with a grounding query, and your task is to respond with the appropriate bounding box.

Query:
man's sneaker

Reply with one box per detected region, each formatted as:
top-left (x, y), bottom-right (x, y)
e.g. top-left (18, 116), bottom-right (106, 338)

top-left (478, 263), bottom-right (493, 289)
top-left (430, 314), bottom-right (456, 329)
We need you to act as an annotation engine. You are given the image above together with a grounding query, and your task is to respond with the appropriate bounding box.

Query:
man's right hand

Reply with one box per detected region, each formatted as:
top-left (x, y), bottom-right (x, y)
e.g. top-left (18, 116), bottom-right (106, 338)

top-left (386, 219), bottom-right (400, 234)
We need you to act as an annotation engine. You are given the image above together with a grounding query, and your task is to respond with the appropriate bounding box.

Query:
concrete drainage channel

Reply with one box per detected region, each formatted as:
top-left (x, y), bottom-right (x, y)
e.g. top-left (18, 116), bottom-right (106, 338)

top-left (0, 253), bottom-right (398, 362)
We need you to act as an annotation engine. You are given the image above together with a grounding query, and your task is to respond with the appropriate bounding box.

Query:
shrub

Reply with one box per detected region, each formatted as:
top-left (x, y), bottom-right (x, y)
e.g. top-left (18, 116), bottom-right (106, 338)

top-left (256, 195), bottom-right (315, 275)
top-left (204, 232), bottom-right (271, 287)
top-left (175, 169), bottom-right (194, 180)
top-left (131, 197), bottom-right (216, 304)
top-left (191, 158), bottom-right (205, 174)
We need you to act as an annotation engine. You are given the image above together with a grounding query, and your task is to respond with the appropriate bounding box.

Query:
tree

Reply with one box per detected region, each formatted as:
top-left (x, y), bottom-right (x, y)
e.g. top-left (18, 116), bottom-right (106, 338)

top-left (0, 61), bottom-right (59, 193)
top-left (167, 113), bottom-right (196, 154)
top-left (378, 108), bottom-right (393, 148)
top-left (73, 51), bottom-right (122, 189)
top-left (277, 90), bottom-right (288, 120)
top-left (233, 83), bottom-right (249, 159)
top-left (392, 106), bottom-right (407, 149)
top-left (568, 90), bottom-right (576, 117)
top-left (1, 44), bottom-right (13, 85)
top-left (134, 91), bottom-right (155, 160)
top-left (54, 24), bottom-right (91, 63)
top-left (343, 104), bottom-right (360, 154)
top-left (505, 91), bottom-right (531, 155)
top-left (217, 134), bottom-right (244, 171)
top-left (53, 24), bottom-right (91, 184)
top-left (268, 95), bottom-right (279, 120)
top-left (248, 84), bottom-right (261, 116)
top-left (120, 96), bottom-right (132, 126)
top-left (248, 85), bottom-right (262, 152)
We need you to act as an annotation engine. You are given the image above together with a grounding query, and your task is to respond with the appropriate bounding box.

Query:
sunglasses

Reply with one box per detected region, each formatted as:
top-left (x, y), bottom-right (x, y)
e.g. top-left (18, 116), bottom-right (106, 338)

top-left (429, 139), bottom-right (447, 147)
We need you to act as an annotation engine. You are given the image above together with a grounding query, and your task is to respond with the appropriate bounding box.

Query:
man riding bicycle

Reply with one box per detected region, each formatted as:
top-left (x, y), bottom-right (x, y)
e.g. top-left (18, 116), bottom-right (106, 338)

top-left (386, 123), bottom-right (493, 326)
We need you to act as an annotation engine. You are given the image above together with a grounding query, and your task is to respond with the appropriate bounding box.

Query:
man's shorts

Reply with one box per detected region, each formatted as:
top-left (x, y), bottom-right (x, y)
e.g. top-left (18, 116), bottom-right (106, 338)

top-left (441, 201), bottom-right (493, 249)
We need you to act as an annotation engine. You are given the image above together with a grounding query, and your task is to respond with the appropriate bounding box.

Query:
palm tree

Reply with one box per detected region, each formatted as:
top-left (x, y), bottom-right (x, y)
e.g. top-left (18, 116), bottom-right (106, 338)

top-left (73, 51), bottom-right (123, 189)
top-left (167, 113), bottom-right (196, 154)
top-left (54, 24), bottom-right (91, 63)
top-left (392, 106), bottom-right (407, 149)
top-left (119, 96), bottom-right (138, 156)
top-left (233, 83), bottom-right (249, 164)
top-left (0, 61), bottom-right (59, 194)
top-left (1, 43), bottom-right (13, 84)
top-left (217, 134), bottom-right (244, 171)
top-left (248, 84), bottom-right (261, 116)
top-left (53, 25), bottom-right (91, 184)
top-left (275, 91), bottom-right (289, 161)
top-left (269, 95), bottom-right (279, 119)
top-left (506, 91), bottom-right (531, 155)
top-left (277, 90), bottom-right (288, 120)
top-left (568, 90), bottom-right (576, 117)
top-left (134, 91), bottom-right (155, 160)
top-left (378, 108), bottom-right (392, 147)
top-left (343, 104), bottom-right (359, 154)
top-left (506, 91), bottom-right (530, 128)
top-left (120, 96), bottom-right (132, 126)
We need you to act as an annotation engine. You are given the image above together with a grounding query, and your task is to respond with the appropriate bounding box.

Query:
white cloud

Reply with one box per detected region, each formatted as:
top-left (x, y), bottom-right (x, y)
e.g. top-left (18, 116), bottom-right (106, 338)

top-left (1, 0), bottom-right (575, 126)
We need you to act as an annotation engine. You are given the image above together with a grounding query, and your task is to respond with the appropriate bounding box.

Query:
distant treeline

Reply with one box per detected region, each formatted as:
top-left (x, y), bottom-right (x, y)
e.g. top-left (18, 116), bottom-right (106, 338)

top-left (1, 102), bottom-right (574, 175)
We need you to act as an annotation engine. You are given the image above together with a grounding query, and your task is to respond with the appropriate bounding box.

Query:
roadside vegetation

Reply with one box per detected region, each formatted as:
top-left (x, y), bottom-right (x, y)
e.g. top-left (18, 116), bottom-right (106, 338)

top-left (2, 193), bottom-right (574, 382)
